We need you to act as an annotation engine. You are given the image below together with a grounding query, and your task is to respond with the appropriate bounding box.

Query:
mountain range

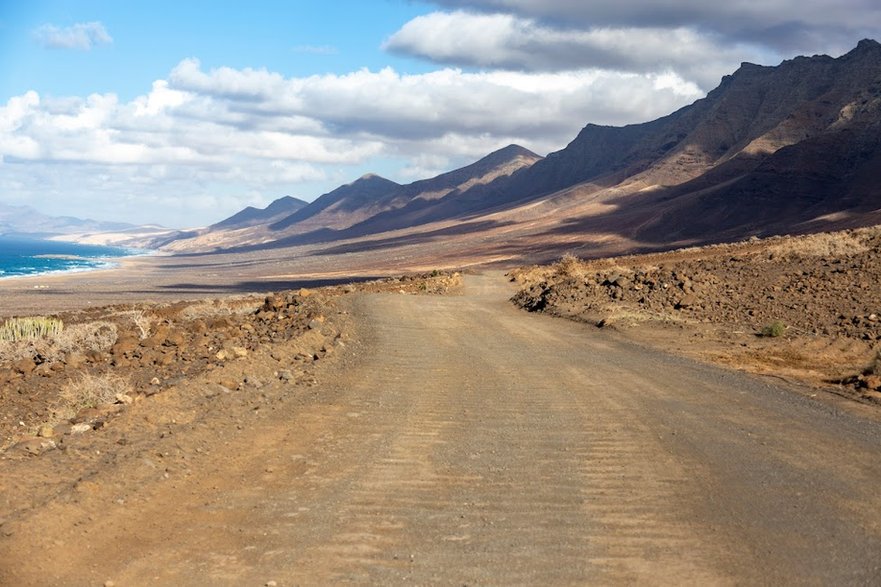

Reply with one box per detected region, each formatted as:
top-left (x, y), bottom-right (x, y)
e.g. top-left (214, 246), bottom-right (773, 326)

top-left (34, 39), bottom-right (881, 261)
top-left (161, 144), bottom-right (543, 252)
top-left (0, 204), bottom-right (135, 239)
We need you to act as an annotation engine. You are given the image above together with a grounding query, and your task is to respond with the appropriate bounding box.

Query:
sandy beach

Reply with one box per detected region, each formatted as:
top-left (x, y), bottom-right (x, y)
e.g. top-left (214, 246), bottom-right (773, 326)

top-left (0, 222), bottom-right (581, 316)
top-left (0, 251), bottom-right (364, 316)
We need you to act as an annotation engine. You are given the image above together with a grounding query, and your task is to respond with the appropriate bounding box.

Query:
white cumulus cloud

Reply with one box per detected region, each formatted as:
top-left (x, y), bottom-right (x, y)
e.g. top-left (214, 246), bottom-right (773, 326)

top-left (168, 60), bottom-right (701, 142)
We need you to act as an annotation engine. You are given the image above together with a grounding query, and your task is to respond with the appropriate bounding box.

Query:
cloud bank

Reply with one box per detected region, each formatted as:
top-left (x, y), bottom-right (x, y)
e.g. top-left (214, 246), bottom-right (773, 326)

top-left (0, 61), bottom-right (701, 226)
top-left (385, 11), bottom-right (765, 89)
top-left (425, 0), bottom-right (881, 53)
top-left (388, 1), bottom-right (880, 91)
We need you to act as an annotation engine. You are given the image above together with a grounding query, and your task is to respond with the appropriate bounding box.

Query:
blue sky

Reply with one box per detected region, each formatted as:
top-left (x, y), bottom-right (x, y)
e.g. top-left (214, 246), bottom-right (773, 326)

top-left (0, 1), bottom-right (436, 100)
top-left (0, 1), bottom-right (877, 227)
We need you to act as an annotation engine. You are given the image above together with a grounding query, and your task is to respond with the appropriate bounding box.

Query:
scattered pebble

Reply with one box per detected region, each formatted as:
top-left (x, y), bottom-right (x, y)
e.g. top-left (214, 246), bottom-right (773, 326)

top-left (70, 423), bottom-right (93, 435)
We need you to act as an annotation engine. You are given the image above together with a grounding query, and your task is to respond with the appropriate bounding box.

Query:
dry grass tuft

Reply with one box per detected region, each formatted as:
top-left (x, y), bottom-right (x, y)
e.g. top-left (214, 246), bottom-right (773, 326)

top-left (866, 350), bottom-right (881, 376)
top-left (57, 372), bottom-right (131, 419)
top-left (54, 321), bottom-right (118, 354)
top-left (111, 310), bottom-right (152, 339)
top-left (0, 339), bottom-right (38, 363)
top-left (555, 253), bottom-right (586, 278)
top-left (179, 298), bottom-right (262, 321)
top-left (765, 231), bottom-right (870, 258)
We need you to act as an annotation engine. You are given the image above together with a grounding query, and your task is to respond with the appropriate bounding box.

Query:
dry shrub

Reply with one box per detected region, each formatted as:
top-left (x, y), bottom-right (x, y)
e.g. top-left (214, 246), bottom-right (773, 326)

top-left (597, 307), bottom-right (657, 328)
top-left (179, 298), bottom-right (261, 321)
top-left (507, 266), bottom-right (543, 285)
top-left (54, 321), bottom-right (118, 354)
top-left (765, 231), bottom-right (869, 258)
top-left (446, 271), bottom-right (464, 291)
top-left (111, 310), bottom-right (152, 339)
top-left (555, 253), bottom-right (584, 277)
top-left (57, 372), bottom-right (131, 418)
top-left (866, 350), bottom-right (881, 376)
top-left (852, 225), bottom-right (881, 240)
top-left (178, 302), bottom-right (223, 321)
top-left (0, 339), bottom-right (38, 363)
top-left (596, 303), bottom-right (685, 329)
top-left (420, 271), bottom-right (464, 294)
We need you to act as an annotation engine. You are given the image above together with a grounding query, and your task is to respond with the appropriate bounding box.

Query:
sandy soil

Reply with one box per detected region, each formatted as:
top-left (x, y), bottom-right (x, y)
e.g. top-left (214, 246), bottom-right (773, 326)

top-left (511, 225), bottom-right (881, 410)
top-left (2, 224), bottom-right (881, 583)
top-left (0, 205), bottom-right (634, 317)
top-left (2, 273), bottom-right (880, 585)
top-left (0, 272), bottom-right (462, 449)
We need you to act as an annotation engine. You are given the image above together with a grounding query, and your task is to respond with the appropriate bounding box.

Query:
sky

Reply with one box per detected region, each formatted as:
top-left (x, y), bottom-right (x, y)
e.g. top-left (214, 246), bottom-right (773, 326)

top-left (0, 1), bottom-right (878, 228)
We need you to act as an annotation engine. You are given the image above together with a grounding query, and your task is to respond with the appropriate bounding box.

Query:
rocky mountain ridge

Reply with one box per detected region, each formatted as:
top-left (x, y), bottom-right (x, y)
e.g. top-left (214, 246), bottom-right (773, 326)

top-left (149, 39), bottom-right (881, 256)
top-left (165, 144), bottom-right (543, 251)
top-left (212, 196), bottom-right (309, 230)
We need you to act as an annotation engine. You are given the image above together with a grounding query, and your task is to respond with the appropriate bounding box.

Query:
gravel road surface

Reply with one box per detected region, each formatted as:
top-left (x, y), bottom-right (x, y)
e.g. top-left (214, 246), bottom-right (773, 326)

top-left (3, 273), bottom-right (881, 585)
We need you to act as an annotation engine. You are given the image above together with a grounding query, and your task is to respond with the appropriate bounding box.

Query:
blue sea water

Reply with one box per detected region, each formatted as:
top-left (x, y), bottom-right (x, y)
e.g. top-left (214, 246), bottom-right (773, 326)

top-left (0, 237), bottom-right (143, 279)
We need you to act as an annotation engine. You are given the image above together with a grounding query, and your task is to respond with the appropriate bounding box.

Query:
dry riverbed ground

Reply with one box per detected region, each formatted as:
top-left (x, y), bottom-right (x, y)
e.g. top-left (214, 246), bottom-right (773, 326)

top-left (511, 225), bottom-right (881, 409)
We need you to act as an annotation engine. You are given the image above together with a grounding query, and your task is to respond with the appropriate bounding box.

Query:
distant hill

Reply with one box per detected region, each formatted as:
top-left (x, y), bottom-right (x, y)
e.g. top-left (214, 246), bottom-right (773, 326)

top-left (271, 144), bottom-right (542, 236)
top-left (271, 174), bottom-right (403, 232)
top-left (0, 204), bottom-right (135, 239)
top-left (164, 144), bottom-right (542, 251)
top-left (212, 196), bottom-right (309, 230)
top-left (630, 39), bottom-right (881, 242)
top-left (161, 40), bottom-right (881, 258)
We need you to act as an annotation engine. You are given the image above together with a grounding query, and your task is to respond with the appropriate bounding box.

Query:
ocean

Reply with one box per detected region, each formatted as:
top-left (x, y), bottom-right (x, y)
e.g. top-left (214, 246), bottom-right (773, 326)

top-left (0, 237), bottom-right (143, 279)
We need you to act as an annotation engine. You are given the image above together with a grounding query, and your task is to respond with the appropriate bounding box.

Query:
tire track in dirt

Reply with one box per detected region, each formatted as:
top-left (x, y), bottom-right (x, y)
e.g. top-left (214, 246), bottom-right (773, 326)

top-left (284, 284), bottom-right (741, 584)
top-left (4, 273), bottom-right (881, 585)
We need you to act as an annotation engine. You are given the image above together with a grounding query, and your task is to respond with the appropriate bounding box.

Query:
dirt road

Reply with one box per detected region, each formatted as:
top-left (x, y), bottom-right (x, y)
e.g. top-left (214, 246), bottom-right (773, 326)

top-left (4, 274), bottom-right (881, 585)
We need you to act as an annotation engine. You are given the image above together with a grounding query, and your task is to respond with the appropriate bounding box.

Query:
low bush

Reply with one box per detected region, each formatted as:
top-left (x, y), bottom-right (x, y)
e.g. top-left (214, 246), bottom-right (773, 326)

top-left (764, 231), bottom-right (870, 259)
top-left (114, 310), bottom-right (152, 339)
top-left (54, 321), bottom-right (118, 354)
top-left (178, 299), bottom-right (261, 321)
top-left (760, 320), bottom-right (786, 338)
top-left (866, 349), bottom-right (881, 376)
top-left (57, 372), bottom-right (131, 418)
top-left (556, 253), bottom-right (581, 276)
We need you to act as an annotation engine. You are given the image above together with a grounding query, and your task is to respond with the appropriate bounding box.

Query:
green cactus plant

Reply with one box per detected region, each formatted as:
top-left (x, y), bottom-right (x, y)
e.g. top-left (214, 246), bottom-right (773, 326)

top-left (0, 316), bottom-right (64, 342)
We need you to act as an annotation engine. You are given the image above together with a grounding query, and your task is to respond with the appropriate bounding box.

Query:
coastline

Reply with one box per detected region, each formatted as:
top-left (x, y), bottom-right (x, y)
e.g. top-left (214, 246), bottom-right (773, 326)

top-left (0, 229), bottom-right (507, 317)
top-left (0, 237), bottom-right (158, 282)
top-left (0, 236), bottom-right (436, 317)
top-left (0, 258), bottom-right (122, 281)
top-left (0, 250), bottom-right (159, 281)
top-left (0, 254), bottom-right (172, 316)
